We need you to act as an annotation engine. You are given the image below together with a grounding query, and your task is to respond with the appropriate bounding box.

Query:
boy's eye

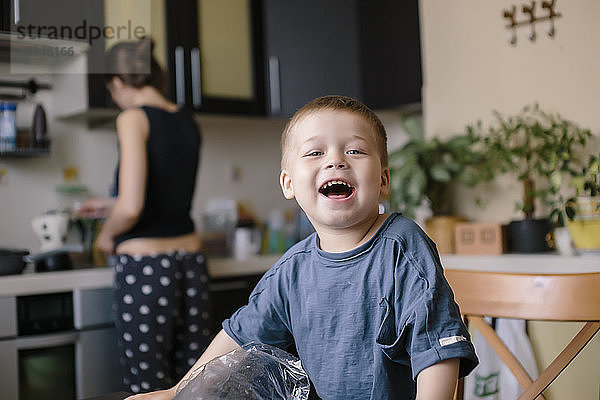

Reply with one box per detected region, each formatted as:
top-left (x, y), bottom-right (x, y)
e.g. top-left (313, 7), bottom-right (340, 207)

top-left (304, 151), bottom-right (323, 157)
top-left (346, 149), bottom-right (363, 155)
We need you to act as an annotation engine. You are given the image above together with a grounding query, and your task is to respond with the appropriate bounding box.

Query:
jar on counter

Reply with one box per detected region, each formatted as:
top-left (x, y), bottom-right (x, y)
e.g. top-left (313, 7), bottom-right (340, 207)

top-left (0, 102), bottom-right (17, 152)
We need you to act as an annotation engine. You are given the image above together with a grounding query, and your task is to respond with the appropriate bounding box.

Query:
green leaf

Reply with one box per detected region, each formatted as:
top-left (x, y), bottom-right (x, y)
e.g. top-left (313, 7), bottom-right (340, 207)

top-left (407, 169), bottom-right (426, 202)
top-left (549, 170), bottom-right (562, 191)
top-left (400, 115), bottom-right (424, 142)
top-left (430, 165), bottom-right (451, 182)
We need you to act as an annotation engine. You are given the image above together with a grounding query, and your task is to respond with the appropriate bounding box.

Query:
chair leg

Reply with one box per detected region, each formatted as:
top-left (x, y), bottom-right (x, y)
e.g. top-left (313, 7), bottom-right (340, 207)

top-left (470, 316), bottom-right (545, 399)
top-left (454, 377), bottom-right (464, 400)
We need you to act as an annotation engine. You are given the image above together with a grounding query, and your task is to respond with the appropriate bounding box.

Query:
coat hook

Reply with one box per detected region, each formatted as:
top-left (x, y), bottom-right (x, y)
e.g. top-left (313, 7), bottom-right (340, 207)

top-left (507, 30), bottom-right (517, 45)
top-left (528, 25), bottom-right (537, 41)
top-left (545, 20), bottom-right (555, 37)
top-left (542, 0), bottom-right (560, 38)
top-left (503, 5), bottom-right (517, 28)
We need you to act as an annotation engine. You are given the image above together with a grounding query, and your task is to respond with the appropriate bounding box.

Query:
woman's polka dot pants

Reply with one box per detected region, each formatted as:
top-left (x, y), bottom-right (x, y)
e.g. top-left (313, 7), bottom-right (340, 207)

top-left (113, 251), bottom-right (214, 394)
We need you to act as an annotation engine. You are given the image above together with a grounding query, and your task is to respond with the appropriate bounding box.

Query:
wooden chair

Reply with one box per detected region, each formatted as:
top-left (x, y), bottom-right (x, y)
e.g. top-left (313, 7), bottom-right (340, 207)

top-left (444, 270), bottom-right (600, 400)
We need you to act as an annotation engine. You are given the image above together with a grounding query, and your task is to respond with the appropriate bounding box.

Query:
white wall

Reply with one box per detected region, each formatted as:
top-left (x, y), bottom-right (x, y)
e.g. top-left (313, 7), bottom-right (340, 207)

top-left (420, 1), bottom-right (600, 398)
top-left (0, 66), bottom-right (408, 253)
top-left (0, 109), bottom-right (292, 251)
top-left (421, 0), bottom-right (600, 222)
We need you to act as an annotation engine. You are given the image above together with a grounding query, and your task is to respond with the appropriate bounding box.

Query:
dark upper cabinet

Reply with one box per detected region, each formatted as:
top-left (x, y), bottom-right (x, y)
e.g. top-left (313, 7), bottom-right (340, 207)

top-left (165, 0), bottom-right (265, 114)
top-left (165, 0), bottom-right (421, 116)
top-left (2, 0), bottom-right (421, 119)
top-left (262, 0), bottom-right (422, 116)
top-left (3, 0), bottom-right (87, 32)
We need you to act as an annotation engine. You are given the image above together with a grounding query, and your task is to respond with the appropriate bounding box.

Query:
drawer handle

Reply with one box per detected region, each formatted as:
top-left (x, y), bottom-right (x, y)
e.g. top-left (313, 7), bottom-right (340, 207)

top-left (175, 46), bottom-right (186, 106)
top-left (13, 0), bottom-right (20, 25)
top-left (268, 56), bottom-right (281, 114)
top-left (17, 331), bottom-right (79, 350)
top-left (191, 47), bottom-right (202, 108)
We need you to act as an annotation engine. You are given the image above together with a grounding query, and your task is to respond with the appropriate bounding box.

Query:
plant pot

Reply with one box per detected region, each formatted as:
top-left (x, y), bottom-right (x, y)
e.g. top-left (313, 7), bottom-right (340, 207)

top-left (566, 220), bottom-right (600, 253)
top-left (425, 216), bottom-right (466, 254)
top-left (506, 218), bottom-right (552, 253)
top-left (573, 196), bottom-right (600, 221)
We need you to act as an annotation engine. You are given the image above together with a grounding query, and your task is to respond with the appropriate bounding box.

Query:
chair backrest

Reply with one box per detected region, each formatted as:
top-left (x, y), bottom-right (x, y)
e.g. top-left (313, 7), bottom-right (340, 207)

top-left (444, 270), bottom-right (600, 321)
top-left (445, 270), bottom-right (600, 400)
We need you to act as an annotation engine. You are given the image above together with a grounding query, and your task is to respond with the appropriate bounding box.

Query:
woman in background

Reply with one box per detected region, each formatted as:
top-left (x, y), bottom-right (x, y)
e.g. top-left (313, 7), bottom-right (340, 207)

top-left (78, 37), bottom-right (213, 394)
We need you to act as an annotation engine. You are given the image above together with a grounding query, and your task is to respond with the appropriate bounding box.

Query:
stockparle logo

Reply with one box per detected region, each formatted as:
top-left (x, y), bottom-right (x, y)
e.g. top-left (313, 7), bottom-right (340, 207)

top-left (15, 20), bottom-right (147, 46)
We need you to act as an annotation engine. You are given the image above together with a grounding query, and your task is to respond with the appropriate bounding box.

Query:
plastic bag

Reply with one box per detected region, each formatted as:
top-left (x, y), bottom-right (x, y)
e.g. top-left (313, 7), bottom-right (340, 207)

top-left (465, 318), bottom-right (539, 400)
top-left (174, 343), bottom-right (310, 400)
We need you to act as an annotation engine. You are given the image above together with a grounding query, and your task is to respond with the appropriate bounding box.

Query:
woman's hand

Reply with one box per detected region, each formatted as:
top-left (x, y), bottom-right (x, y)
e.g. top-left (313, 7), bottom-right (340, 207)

top-left (96, 229), bottom-right (115, 255)
top-left (76, 197), bottom-right (115, 219)
top-left (125, 387), bottom-right (177, 400)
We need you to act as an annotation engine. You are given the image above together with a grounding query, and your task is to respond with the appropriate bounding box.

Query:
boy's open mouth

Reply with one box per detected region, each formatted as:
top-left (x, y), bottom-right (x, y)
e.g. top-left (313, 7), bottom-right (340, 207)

top-left (318, 180), bottom-right (355, 199)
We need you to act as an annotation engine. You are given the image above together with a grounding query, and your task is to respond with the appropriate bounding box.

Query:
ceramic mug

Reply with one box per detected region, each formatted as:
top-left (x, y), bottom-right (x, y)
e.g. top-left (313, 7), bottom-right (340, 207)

top-left (233, 227), bottom-right (261, 260)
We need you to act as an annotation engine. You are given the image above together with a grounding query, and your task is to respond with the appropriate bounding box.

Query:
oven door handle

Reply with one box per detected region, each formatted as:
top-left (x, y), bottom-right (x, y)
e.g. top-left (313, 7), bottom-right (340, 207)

top-left (16, 331), bottom-right (79, 350)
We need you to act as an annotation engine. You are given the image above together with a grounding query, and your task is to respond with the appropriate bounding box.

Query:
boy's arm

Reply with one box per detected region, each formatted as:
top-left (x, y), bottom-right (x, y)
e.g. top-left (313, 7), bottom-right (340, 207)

top-left (416, 358), bottom-right (460, 400)
top-left (126, 329), bottom-right (241, 399)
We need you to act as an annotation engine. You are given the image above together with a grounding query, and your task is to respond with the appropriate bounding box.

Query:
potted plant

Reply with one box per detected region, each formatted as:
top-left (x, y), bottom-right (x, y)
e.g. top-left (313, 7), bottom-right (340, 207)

top-left (476, 104), bottom-right (592, 252)
top-left (388, 114), bottom-right (493, 252)
top-left (564, 153), bottom-right (600, 252)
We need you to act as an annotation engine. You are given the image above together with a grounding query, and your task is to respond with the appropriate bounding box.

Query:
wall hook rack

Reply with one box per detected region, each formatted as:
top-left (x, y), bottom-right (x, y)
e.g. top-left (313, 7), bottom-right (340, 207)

top-left (503, 0), bottom-right (562, 46)
top-left (0, 78), bottom-right (52, 101)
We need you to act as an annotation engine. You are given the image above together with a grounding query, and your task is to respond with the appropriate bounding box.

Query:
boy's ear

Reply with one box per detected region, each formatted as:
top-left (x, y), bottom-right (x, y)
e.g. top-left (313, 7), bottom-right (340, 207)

top-left (110, 76), bottom-right (123, 90)
top-left (279, 169), bottom-right (295, 199)
top-left (379, 167), bottom-right (390, 198)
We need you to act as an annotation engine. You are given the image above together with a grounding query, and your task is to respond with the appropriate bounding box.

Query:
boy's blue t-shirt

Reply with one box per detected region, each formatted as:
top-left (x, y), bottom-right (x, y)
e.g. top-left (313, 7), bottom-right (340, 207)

top-left (223, 213), bottom-right (478, 399)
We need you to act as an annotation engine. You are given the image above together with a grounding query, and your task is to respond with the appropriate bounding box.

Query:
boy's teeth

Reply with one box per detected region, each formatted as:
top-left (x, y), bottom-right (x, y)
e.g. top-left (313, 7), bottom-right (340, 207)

top-left (321, 180), bottom-right (350, 190)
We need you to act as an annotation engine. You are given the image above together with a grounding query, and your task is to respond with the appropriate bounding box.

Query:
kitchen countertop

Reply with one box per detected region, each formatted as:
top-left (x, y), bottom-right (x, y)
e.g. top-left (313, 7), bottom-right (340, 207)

top-left (1, 253), bottom-right (599, 297)
top-left (0, 254), bottom-right (282, 297)
top-left (442, 253), bottom-right (600, 274)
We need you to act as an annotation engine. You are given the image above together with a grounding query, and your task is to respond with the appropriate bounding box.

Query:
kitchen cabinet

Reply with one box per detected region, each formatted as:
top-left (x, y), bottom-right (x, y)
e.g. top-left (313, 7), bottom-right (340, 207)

top-left (56, 0), bottom-right (163, 128)
top-left (164, 0), bottom-right (265, 114)
top-left (1, 0), bottom-right (90, 33)
top-left (55, 0), bottom-right (420, 123)
top-left (262, 0), bottom-right (422, 115)
top-left (209, 273), bottom-right (262, 333)
top-left (163, 0), bottom-right (421, 116)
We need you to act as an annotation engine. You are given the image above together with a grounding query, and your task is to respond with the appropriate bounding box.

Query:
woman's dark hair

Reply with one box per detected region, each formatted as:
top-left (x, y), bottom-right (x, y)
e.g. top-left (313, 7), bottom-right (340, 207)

top-left (104, 37), bottom-right (166, 94)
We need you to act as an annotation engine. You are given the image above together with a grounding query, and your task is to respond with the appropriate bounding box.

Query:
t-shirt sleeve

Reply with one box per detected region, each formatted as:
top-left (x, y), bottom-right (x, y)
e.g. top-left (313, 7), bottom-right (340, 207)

top-left (378, 237), bottom-right (479, 380)
top-left (222, 264), bottom-right (294, 349)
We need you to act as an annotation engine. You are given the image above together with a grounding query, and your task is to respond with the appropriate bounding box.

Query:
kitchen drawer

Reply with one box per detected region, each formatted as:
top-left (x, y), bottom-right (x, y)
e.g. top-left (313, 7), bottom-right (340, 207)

top-left (73, 287), bottom-right (114, 329)
top-left (210, 274), bottom-right (262, 332)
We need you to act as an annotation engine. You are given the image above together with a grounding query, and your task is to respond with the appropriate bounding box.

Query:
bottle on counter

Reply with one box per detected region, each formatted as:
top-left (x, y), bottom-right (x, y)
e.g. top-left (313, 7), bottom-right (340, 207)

top-left (266, 209), bottom-right (286, 254)
top-left (0, 102), bottom-right (17, 152)
top-left (31, 103), bottom-right (48, 148)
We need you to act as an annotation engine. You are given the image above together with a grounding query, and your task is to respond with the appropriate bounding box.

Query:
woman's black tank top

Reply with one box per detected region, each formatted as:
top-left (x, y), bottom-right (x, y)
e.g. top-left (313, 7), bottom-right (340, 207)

top-left (113, 106), bottom-right (201, 247)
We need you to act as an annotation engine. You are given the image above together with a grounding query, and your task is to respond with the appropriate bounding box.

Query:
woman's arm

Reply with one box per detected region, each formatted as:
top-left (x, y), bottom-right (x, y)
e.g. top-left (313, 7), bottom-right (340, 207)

top-left (126, 329), bottom-right (241, 399)
top-left (96, 109), bottom-right (149, 254)
top-left (77, 197), bottom-right (116, 219)
top-left (416, 358), bottom-right (460, 400)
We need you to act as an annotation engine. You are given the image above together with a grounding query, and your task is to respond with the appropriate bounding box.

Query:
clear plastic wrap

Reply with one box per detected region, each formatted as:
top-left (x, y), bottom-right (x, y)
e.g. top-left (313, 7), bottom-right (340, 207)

top-left (174, 343), bottom-right (310, 400)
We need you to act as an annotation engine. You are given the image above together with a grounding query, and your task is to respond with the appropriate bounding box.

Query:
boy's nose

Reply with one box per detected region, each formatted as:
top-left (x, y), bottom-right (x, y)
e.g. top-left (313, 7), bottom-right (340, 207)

top-left (326, 161), bottom-right (346, 169)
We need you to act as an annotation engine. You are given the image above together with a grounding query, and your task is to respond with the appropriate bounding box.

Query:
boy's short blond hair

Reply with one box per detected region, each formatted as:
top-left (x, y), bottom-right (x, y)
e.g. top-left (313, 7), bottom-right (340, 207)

top-left (280, 95), bottom-right (388, 169)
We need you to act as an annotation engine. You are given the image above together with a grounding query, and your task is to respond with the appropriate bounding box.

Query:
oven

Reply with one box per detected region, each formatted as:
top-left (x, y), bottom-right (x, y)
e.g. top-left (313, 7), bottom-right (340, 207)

top-left (0, 288), bottom-right (123, 400)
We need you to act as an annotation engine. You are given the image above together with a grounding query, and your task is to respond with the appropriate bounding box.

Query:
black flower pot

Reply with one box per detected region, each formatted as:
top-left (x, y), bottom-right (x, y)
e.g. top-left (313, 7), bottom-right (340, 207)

top-left (507, 218), bottom-right (552, 253)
